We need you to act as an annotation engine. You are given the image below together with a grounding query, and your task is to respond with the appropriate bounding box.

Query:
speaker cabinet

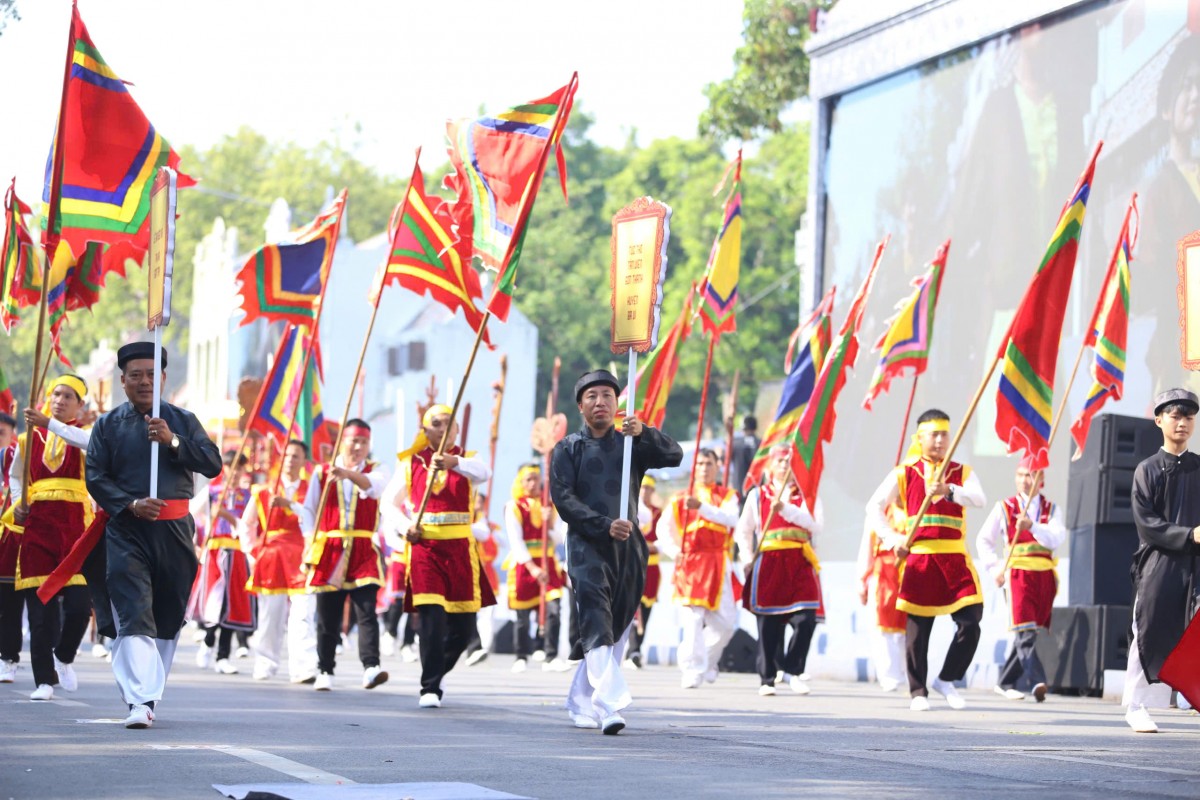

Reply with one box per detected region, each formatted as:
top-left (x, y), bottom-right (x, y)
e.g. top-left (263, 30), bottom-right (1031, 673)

top-left (1070, 413), bottom-right (1159, 472)
top-left (1067, 524), bottom-right (1138, 606)
top-left (1034, 604), bottom-right (1131, 695)
top-left (718, 628), bottom-right (759, 674)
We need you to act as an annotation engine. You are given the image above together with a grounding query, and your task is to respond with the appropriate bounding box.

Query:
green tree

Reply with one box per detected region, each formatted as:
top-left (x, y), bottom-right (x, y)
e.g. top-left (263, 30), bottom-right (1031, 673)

top-left (700, 0), bottom-right (828, 142)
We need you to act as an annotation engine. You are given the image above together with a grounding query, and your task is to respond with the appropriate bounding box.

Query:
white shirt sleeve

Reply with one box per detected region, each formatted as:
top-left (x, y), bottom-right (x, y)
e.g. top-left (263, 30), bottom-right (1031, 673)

top-left (1030, 496), bottom-right (1067, 552)
top-left (696, 489), bottom-right (740, 529)
top-left (7, 442), bottom-right (21, 505)
top-left (47, 419), bottom-right (92, 450)
top-left (239, 492), bottom-right (261, 550)
top-left (505, 502), bottom-right (532, 565)
top-left (550, 510), bottom-right (567, 546)
top-left (300, 475), bottom-right (321, 536)
top-left (866, 471), bottom-right (903, 549)
top-left (637, 499), bottom-right (652, 529)
top-left (472, 519), bottom-right (490, 543)
top-left (657, 501), bottom-right (681, 559)
top-left (733, 489), bottom-right (760, 559)
top-left (380, 470), bottom-right (410, 539)
top-left (975, 501), bottom-right (1007, 574)
top-left (778, 496), bottom-right (822, 537)
top-left (361, 464), bottom-right (390, 500)
top-left (452, 455), bottom-right (490, 486)
top-left (951, 470), bottom-right (986, 509)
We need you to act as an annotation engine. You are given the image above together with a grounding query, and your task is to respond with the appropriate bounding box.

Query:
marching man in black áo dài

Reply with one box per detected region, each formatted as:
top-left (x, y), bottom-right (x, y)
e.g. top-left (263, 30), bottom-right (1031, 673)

top-left (551, 369), bottom-right (682, 735)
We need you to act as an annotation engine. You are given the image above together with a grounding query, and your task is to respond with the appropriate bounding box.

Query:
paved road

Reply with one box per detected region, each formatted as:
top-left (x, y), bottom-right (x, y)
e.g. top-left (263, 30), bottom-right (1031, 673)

top-left (2, 638), bottom-right (1198, 799)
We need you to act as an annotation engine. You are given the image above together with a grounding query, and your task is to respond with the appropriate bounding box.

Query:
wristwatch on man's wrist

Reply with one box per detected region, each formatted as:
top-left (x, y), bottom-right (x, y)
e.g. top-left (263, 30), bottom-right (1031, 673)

top-left (169, 434), bottom-right (180, 450)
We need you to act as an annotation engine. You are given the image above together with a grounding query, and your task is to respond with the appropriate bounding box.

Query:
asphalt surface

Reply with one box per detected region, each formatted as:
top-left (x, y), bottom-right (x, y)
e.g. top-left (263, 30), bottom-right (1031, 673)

top-left (2, 636), bottom-right (1198, 799)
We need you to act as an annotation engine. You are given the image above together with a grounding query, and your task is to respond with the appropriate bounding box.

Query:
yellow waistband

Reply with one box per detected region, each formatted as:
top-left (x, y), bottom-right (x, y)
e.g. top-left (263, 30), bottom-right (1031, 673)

top-left (761, 539), bottom-right (821, 571)
top-left (206, 536), bottom-right (240, 550)
top-left (266, 528), bottom-right (301, 540)
top-left (424, 512), bottom-right (470, 526)
top-left (419, 523), bottom-right (473, 541)
top-left (1010, 555), bottom-right (1057, 572)
top-left (907, 514), bottom-right (966, 532)
top-left (648, 554), bottom-right (660, 566)
top-left (29, 477), bottom-right (88, 501)
top-left (909, 538), bottom-right (967, 556)
top-left (320, 529), bottom-right (376, 539)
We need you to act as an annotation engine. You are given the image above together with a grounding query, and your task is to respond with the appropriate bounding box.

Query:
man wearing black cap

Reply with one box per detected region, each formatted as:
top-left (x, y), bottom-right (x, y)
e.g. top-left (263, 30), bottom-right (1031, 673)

top-left (1124, 388), bottom-right (1200, 733)
top-left (85, 341), bottom-right (221, 729)
top-left (551, 369), bottom-right (682, 734)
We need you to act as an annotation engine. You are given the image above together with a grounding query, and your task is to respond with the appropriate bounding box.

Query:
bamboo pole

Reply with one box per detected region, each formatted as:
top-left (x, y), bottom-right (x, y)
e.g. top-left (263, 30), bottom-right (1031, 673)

top-left (893, 374), bottom-right (921, 466)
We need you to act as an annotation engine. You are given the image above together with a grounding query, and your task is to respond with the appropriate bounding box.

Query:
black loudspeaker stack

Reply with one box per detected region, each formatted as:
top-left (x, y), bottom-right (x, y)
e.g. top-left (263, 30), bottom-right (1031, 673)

top-left (1033, 604), bottom-right (1131, 695)
top-left (1066, 413), bottom-right (1157, 607)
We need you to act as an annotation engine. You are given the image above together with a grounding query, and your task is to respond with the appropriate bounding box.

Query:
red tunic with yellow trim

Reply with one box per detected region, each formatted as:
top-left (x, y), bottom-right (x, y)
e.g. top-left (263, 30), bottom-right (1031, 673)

top-left (866, 504), bottom-right (907, 633)
top-left (246, 479), bottom-right (309, 595)
top-left (0, 445), bottom-right (17, 582)
top-left (189, 483), bottom-right (256, 630)
top-left (742, 484), bottom-right (823, 616)
top-left (506, 496), bottom-right (565, 610)
top-left (671, 484), bottom-right (736, 611)
top-left (306, 463), bottom-right (384, 592)
top-left (642, 505), bottom-right (662, 606)
top-left (403, 447), bottom-right (496, 613)
top-left (895, 459), bottom-right (983, 616)
top-left (1000, 495), bottom-right (1058, 631)
top-left (14, 427), bottom-right (92, 591)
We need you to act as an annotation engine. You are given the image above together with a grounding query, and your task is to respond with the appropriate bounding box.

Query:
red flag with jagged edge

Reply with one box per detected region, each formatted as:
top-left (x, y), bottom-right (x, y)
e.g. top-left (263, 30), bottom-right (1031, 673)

top-left (0, 364), bottom-right (13, 414)
top-left (1159, 612), bottom-right (1200, 711)
top-left (1, 179), bottom-right (38, 332)
top-left (791, 238), bottom-right (888, 512)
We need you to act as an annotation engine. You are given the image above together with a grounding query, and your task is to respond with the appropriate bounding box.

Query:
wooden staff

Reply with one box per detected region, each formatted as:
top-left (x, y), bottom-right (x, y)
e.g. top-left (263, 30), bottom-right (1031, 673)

top-left (893, 374), bottom-right (921, 467)
top-left (538, 357), bottom-right (561, 636)
top-left (483, 356), bottom-right (507, 521)
top-left (722, 369), bottom-right (740, 486)
top-left (460, 403), bottom-right (472, 450)
top-left (19, 258), bottom-right (51, 504)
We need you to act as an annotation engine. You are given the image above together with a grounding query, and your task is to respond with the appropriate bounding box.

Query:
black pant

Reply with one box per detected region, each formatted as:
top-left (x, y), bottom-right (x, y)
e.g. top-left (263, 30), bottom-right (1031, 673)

top-left (998, 628), bottom-right (1046, 690)
top-left (0, 581), bottom-right (24, 663)
top-left (316, 585), bottom-right (380, 674)
top-left (24, 585), bottom-right (92, 686)
top-left (514, 599), bottom-right (561, 660)
top-left (756, 611), bottom-right (816, 685)
top-left (383, 598), bottom-right (404, 638)
top-left (204, 625), bottom-right (235, 660)
top-left (905, 603), bottom-right (982, 696)
top-left (626, 601), bottom-right (654, 658)
top-left (416, 604), bottom-right (476, 698)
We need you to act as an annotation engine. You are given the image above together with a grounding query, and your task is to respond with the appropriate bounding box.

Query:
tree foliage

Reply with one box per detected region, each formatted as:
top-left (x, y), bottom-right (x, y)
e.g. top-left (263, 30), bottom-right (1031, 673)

top-left (699, 0), bottom-right (826, 142)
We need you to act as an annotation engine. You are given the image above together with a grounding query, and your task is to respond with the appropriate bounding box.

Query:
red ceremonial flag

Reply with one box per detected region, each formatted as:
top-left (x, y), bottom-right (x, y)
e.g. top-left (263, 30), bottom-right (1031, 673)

top-left (0, 364), bottom-right (13, 414)
top-left (445, 74), bottom-right (578, 321)
top-left (1069, 195), bottom-right (1137, 459)
top-left (42, 5), bottom-right (193, 283)
top-left (792, 238), bottom-right (887, 511)
top-left (1, 179), bottom-right (39, 332)
top-left (994, 143), bottom-right (1101, 470)
top-left (1159, 612), bottom-right (1200, 712)
top-left (372, 158), bottom-right (491, 346)
top-left (247, 325), bottom-right (330, 453)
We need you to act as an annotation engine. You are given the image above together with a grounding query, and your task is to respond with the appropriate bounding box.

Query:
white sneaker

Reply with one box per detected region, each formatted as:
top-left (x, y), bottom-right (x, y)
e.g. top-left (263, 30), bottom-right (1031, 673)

top-left (680, 673), bottom-right (703, 689)
top-left (30, 683), bottom-right (54, 701)
top-left (1125, 705), bottom-right (1159, 733)
top-left (910, 695), bottom-right (931, 712)
top-left (400, 645), bottom-right (418, 663)
top-left (314, 672), bottom-right (334, 691)
top-left (252, 661), bottom-right (275, 681)
top-left (190, 627), bottom-right (207, 643)
top-left (54, 658), bottom-right (78, 692)
top-left (0, 659), bottom-right (17, 683)
top-left (994, 685), bottom-right (1025, 701)
top-left (124, 704), bottom-right (154, 729)
top-left (703, 668), bottom-right (719, 684)
top-left (758, 684), bottom-right (776, 696)
top-left (380, 633), bottom-right (396, 657)
top-left (214, 658), bottom-right (239, 675)
top-left (788, 675), bottom-right (811, 695)
top-left (601, 713), bottom-right (626, 735)
top-left (879, 677), bottom-right (900, 693)
top-left (195, 645), bottom-right (212, 669)
top-left (290, 672), bottom-right (317, 685)
top-left (571, 712), bottom-right (599, 729)
top-left (235, 646), bottom-right (250, 660)
top-left (362, 665), bottom-right (389, 689)
top-left (774, 670), bottom-right (785, 684)
top-left (543, 658), bottom-right (570, 672)
top-left (91, 643), bottom-right (108, 659)
top-left (511, 659), bottom-right (528, 674)
top-left (465, 649), bottom-right (488, 667)
top-left (418, 692), bottom-right (441, 708)
top-left (931, 677), bottom-right (966, 710)
top-left (531, 649), bottom-right (547, 663)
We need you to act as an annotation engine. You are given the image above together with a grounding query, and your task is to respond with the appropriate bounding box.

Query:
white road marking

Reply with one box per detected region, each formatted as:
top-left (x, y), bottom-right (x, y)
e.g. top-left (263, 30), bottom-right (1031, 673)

top-left (1006, 751), bottom-right (1200, 777)
top-left (9, 690), bottom-right (89, 707)
top-left (75, 718), bottom-right (125, 724)
top-left (149, 744), bottom-right (354, 785)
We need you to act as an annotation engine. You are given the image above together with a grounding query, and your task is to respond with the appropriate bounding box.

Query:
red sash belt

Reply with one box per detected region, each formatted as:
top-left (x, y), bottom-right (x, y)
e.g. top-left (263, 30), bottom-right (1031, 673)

top-left (158, 499), bottom-right (191, 521)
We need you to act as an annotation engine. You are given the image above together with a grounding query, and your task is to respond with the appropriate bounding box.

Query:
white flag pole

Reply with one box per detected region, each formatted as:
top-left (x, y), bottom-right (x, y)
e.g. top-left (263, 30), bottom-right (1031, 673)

top-left (149, 324), bottom-right (161, 498)
top-left (618, 347), bottom-right (638, 522)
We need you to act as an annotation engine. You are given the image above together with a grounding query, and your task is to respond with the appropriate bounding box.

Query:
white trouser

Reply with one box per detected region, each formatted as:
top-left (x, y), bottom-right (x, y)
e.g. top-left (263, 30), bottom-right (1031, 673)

top-left (873, 630), bottom-right (906, 687)
top-left (678, 571), bottom-right (737, 682)
top-left (111, 634), bottom-right (178, 707)
top-left (255, 594), bottom-right (317, 679)
top-left (1123, 602), bottom-right (1173, 710)
top-left (567, 627), bottom-right (632, 721)
top-left (476, 605), bottom-right (494, 652)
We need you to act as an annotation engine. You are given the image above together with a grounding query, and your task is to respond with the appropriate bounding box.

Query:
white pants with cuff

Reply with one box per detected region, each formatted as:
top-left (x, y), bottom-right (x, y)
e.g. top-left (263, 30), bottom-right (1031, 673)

top-left (254, 593), bottom-right (317, 680)
top-left (567, 627), bottom-right (632, 722)
top-left (111, 634), bottom-right (179, 707)
top-left (678, 571), bottom-right (737, 684)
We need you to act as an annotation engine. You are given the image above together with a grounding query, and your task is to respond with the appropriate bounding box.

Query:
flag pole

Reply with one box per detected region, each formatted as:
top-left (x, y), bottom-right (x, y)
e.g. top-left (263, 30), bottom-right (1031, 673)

top-left (893, 374), bottom-right (921, 466)
top-left (19, 260), bottom-right (51, 505)
top-left (683, 335), bottom-right (718, 528)
top-left (618, 347), bottom-right (639, 522)
top-left (483, 355), bottom-right (507, 522)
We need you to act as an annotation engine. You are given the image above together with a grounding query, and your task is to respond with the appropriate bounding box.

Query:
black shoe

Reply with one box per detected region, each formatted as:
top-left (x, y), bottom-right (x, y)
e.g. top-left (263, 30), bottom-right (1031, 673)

top-left (629, 652), bottom-right (643, 669)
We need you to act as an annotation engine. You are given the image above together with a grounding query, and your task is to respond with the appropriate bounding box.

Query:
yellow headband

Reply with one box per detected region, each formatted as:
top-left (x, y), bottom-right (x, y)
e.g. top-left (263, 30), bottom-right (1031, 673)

top-left (642, 475), bottom-right (657, 489)
top-left (916, 419), bottom-right (950, 435)
top-left (422, 404), bottom-right (453, 428)
top-left (511, 464), bottom-right (542, 500)
top-left (46, 375), bottom-right (87, 401)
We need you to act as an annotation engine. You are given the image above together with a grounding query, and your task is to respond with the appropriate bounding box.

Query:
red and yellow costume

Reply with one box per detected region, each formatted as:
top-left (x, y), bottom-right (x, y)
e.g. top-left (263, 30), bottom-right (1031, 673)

top-left (895, 458), bottom-right (983, 616)
top-left (505, 494), bottom-right (565, 611)
top-left (246, 479), bottom-right (310, 595)
top-left (0, 445), bottom-right (18, 584)
top-left (403, 447), bottom-right (496, 613)
top-left (190, 482), bottom-right (255, 630)
top-left (860, 504), bottom-right (907, 633)
top-left (999, 496), bottom-right (1058, 631)
top-left (12, 424), bottom-right (92, 591)
top-left (306, 462), bottom-right (385, 592)
top-left (670, 484), bottom-right (737, 611)
top-left (642, 504), bottom-right (662, 606)
top-left (742, 483), bottom-right (823, 615)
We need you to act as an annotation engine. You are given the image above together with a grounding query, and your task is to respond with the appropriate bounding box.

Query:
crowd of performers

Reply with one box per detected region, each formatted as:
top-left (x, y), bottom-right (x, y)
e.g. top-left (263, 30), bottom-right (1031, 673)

top-left (0, 348), bottom-right (1196, 735)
